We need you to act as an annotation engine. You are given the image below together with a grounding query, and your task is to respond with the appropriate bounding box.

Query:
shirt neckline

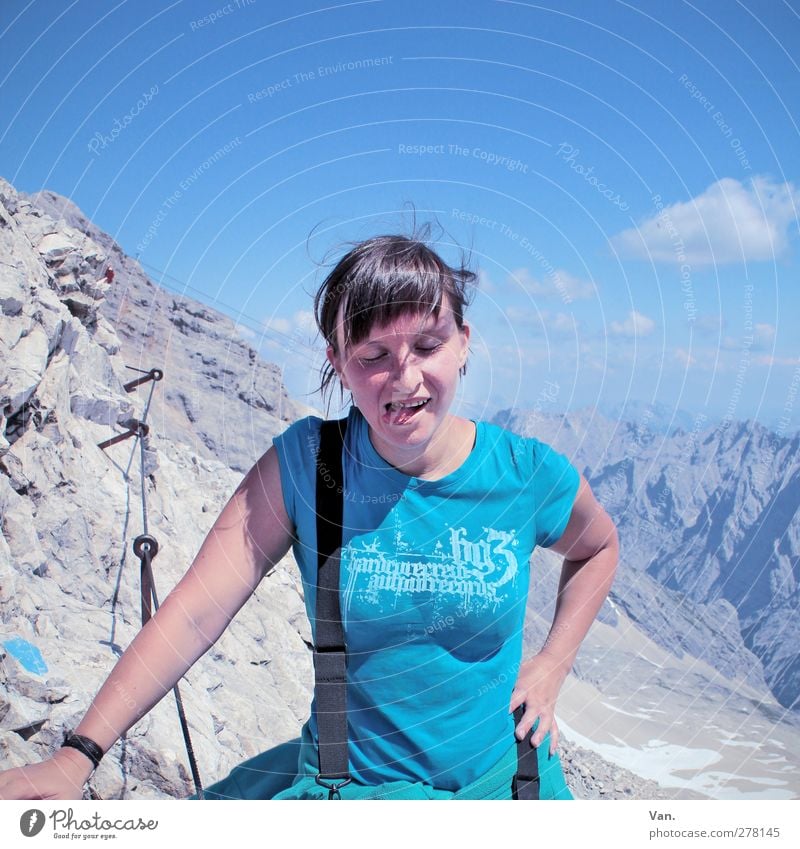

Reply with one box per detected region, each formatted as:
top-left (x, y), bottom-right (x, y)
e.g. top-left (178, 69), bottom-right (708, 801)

top-left (350, 407), bottom-right (484, 491)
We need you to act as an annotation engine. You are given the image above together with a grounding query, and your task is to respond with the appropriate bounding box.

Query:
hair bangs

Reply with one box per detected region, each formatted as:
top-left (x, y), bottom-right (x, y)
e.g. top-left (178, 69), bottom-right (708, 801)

top-left (341, 254), bottom-right (450, 350)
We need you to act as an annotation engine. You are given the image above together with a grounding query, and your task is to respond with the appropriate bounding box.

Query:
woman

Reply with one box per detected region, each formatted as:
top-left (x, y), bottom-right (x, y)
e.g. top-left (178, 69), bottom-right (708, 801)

top-left (0, 233), bottom-right (618, 800)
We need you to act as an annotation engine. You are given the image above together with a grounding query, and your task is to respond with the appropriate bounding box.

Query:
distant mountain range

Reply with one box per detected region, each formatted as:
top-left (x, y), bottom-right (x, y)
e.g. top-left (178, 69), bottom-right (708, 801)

top-left (599, 400), bottom-right (699, 435)
top-left (497, 406), bottom-right (800, 711)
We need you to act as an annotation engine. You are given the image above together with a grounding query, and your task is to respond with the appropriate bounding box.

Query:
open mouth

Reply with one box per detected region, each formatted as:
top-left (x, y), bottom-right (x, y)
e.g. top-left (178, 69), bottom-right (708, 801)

top-left (384, 397), bottom-right (431, 423)
top-left (386, 398), bottom-right (430, 412)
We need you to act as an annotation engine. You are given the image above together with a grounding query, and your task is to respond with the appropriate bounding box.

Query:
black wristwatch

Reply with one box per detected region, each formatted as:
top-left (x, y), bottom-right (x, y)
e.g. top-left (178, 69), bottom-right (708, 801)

top-left (61, 732), bottom-right (104, 770)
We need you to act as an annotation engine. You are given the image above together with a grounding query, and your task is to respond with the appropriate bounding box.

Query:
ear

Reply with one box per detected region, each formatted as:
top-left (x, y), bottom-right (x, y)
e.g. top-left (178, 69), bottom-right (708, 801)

top-left (326, 344), bottom-right (350, 391)
top-left (457, 322), bottom-right (471, 369)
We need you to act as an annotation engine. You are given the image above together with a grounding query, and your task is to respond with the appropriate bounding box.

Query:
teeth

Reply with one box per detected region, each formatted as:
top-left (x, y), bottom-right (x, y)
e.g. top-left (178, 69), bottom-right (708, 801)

top-left (389, 399), bottom-right (428, 411)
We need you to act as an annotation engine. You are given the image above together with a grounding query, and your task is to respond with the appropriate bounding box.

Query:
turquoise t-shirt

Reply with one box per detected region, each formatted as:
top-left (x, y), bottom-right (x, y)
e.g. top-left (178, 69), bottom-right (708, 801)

top-left (273, 408), bottom-right (579, 792)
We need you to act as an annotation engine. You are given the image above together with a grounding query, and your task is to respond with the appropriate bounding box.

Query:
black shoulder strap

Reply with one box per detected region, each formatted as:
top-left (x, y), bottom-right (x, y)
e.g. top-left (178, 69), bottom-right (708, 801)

top-left (511, 705), bottom-right (541, 799)
top-left (313, 417), bottom-right (351, 797)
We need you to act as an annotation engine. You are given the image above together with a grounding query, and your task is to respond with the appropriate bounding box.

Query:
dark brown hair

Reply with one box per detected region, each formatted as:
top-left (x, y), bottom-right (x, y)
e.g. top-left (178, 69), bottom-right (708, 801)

top-left (314, 231), bottom-right (476, 400)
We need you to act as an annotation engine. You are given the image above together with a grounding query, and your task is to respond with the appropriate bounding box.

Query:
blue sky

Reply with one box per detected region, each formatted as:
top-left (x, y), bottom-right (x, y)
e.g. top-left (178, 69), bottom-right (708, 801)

top-left (2, 0), bottom-right (799, 429)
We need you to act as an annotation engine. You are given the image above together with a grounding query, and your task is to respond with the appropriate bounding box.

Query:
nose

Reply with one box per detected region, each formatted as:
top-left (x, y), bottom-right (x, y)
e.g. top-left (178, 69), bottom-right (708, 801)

top-left (390, 351), bottom-right (422, 392)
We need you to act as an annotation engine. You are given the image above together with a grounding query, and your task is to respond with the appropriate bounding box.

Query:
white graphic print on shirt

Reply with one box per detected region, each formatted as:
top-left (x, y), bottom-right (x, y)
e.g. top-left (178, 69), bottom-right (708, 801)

top-left (343, 517), bottom-right (521, 615)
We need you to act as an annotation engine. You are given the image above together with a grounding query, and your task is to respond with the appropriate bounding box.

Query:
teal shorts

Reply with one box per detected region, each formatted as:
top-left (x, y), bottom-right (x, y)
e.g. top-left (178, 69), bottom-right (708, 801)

top-left (199, 722), bottom-right (572, 800)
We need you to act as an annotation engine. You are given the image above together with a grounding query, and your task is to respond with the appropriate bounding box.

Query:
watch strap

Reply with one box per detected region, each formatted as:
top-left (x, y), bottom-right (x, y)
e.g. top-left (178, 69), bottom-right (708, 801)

top-left (61, 732), bottom-right (104, 770)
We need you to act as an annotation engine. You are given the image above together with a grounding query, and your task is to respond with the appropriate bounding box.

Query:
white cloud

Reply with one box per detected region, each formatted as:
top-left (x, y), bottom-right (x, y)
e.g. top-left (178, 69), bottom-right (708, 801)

top-left (505, 305), bottom-right (538, 328)
top-left (609, 310), bottom-right (656, 337)
top-left (550, 312), bottom-right (576, 333)
top-left (234, 323), bottom-right (257, 342)
top-left (674, 348), bottom-right (695, 366)
top-left (753, 355), bottom-right (800, 367)
top-left (754, 323), bottom-right (776, 345)
top-left (505, 306), bottom-right (577, 335)
top-left (694, 314), bottom-right (725, 336)
top-left (721, 322), bottom-right (776, 351)
top-left (292, 309), bottom-right (318, 337)
top-left (611, 177), bottom-right (799, 265)
top-left (476, 268), bottom-right (495, 293)
top-left (264, 316), bottom-right (291, 335)
top-left (264, 310), bottom-right (318, 343)
top-left (508, 267), bottom-right (594, 301)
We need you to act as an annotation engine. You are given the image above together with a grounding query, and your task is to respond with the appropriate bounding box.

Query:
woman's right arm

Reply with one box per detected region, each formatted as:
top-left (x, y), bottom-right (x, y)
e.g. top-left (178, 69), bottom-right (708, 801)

top-left (0, 445), bottom-right (294, 799)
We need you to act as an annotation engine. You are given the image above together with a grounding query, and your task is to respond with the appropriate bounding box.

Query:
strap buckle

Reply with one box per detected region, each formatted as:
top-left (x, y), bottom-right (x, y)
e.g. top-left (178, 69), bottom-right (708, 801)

top-left (315, 773), bottom-right (352, 800)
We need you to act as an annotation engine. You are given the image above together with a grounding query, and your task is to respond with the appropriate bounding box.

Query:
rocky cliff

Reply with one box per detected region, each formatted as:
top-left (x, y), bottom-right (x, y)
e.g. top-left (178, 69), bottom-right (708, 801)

top-left (22, 188), bottom-right (312, 475)
top-left (0, 177), bottom-right (313, 798)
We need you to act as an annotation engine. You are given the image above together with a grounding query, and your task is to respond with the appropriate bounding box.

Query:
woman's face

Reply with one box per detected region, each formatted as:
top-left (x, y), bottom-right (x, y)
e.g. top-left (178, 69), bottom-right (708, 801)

top-left (327, 300), bottom-right (470, 470)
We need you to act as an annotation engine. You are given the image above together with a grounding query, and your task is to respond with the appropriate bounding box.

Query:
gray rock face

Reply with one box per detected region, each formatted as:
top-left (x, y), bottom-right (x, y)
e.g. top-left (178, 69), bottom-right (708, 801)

top-left (1, 177), bottom-right (313, 798)
top-left (500, 406), bottom-right (800, 712)
top-left (22, 189), bottom-right (314, 474)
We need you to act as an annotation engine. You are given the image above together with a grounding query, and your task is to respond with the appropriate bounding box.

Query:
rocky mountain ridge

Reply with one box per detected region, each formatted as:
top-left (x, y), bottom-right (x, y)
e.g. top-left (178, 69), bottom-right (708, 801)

top-left (22, 188), bottom-right (313, 474)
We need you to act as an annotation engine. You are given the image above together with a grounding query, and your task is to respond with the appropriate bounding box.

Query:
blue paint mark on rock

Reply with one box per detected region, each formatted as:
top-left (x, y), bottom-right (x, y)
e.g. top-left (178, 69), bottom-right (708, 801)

top-left (2, 636), bottom-right (48, 675)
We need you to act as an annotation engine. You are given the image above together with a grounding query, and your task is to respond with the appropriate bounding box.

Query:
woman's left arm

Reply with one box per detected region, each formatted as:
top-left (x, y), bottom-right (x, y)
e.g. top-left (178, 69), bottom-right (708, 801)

top-left (510, 474), bottom-right (619, 754)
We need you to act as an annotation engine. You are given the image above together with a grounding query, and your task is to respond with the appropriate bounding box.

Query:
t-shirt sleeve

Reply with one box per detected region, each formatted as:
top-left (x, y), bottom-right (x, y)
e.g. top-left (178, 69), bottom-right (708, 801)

top-left (529, 439), bottom-right (580, 548)
top-left (272, 416), bottom-right (323, 531)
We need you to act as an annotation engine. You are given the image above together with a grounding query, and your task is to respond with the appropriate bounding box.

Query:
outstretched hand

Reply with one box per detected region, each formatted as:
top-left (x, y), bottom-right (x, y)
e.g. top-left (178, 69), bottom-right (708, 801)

top-left (509, 651), bottom-right (569, 756)
top-left (0, 749), bottom-right (92, 800)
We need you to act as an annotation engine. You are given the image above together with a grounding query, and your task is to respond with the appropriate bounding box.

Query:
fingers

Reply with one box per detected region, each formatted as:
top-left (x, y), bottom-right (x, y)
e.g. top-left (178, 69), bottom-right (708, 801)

top-left (548, 718), bottom-right (560, 755)
top-left (0, 774), bottom-right (36, 801)
top-left (512, 703), bottom-right (559, 752)
top-left (0, 763), bottom-right (79, 801)
top-left (508, 687), bottom-right (525, 713)
top-left (513, 703), bottom-right (545, 741)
